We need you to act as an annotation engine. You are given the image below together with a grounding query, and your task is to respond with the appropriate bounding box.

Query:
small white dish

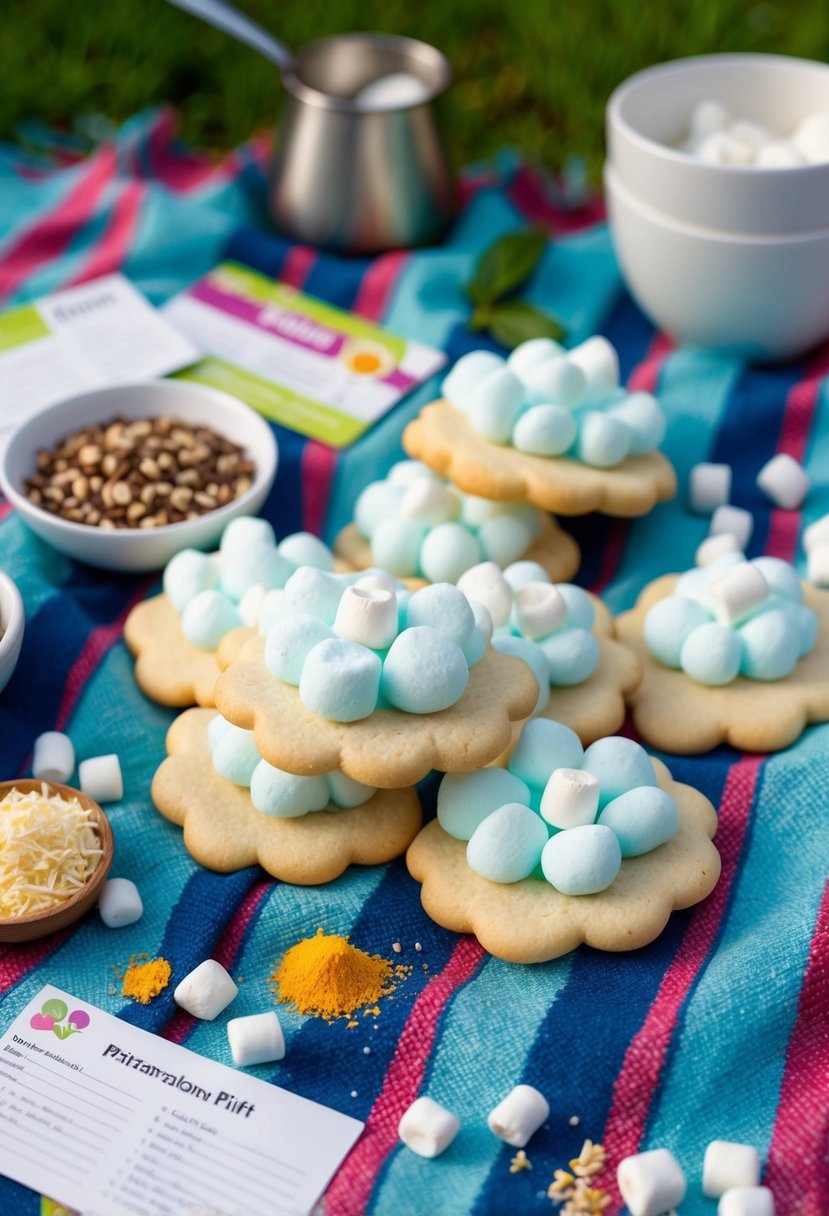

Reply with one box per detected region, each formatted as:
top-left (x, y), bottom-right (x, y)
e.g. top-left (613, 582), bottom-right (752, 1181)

top-left (0, 380), bottom-right (278, 572)
top-left (0, 570), bottom-right (24, 696)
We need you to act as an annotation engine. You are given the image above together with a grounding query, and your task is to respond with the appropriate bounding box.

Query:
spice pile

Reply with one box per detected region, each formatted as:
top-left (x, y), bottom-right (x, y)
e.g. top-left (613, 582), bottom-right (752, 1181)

top-left (114, 954), bottom-right (173, 1005)
top-left (25, 415), bottom-right (255, 530)
top-left (271, 929), bottom-right (409, 1020)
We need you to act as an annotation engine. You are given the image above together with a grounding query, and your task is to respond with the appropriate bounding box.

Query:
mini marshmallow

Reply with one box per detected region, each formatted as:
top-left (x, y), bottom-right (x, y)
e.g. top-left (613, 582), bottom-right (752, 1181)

top-left (738, 608), bottom-right (801, 681)
top-left (163, 548), bottom-right (220, 613)
top-left (334, 586), bottom-right (398, 650)
top-left (487, 1085), bottom-right (550, 1148)
top-left (757, 141), bottom-right (805, 168)
top-left (697, 533), bottom-right (742, 566)
top-left (406, 583), bottom-right (475, 648)
top-left (399, 478), bottom-right (460, 526)
top-left (752, 556), bottom-right (803, 602)
top-left (540, 767), bottom-right (600, 829)
top-left (512, 582), bottom-right (567, 640)
top-left (507, 337), bottom-right (566, 377)
top-left (238, 583), bottom-right (268, 627)
top-left (718, 1187), bottom-right (775, 1216)
top-left (371, 516), bottom-right (426, 577)
top-left (709, 563), bottom-right (769, 625)
top-left (250, 761), bottom-right (330, 817)
top-left (681, 621), bottom-right (743, 685)
top-left (381, 626), bottom-right (469, 714)
top-left (555, 583), bottom-right (595, 629)
top-left (792, 112), bottom-right (829, 164)
top-left (207, 713), bottom-right (232, 751)
top-left (581, 737), bottom-right (657, 808)
top-left (521, 357), bottom-right (587, 409)
top-left (300, 639), bottom-right (382, 722)
top-left (326, 770), bottom-right (376, 808)
top-left (730, 119), bottom-right (771, 151)
top-left (508, 718), bottom-right (584, 787)
top-left (689, 462), bottom-right (732, 515)
top-left (467, 802), bottom-right (549, 883)
top-left (457, 562), bottom-right (513, 627)
top-left (512, 403), bottom-right (577, 457)
top-left (576, 411), bottom-right (631, 468)
top-left (354, 570), bottom-right (398, 596)
top-left (567, 336), bottom-right (620, 401)
top-left (398, 1095), bottom-right (460, 1158)
top-left (98, 878), bottom-right (143, 928)
top-left (32, 731), bottom-right (75, 783)
top-left (418, 523), bottom-right (482, 584)
top-left (617, 1148), bottom-right (687, 1216)
top-left (644, 595), bottom-right (714, 667)
top-left (265, 615), bottom-right (334, 685)
top-left (258, 589), bottom-right (288, 634)
top-left (703, 1140), bottom-right (761, 1198)
top-left (438, 768), bottom-right (531, 841)
top-left (607, 391), bottom-right (666, 455)
top-left (227, 1010), bottom-right (285, 1067)
top-left (711, 504), bottom-right (754, 550)
top-left (756, 453), bottom-right (810, 510)
top-left (538, 627), bottom-right (600, 685)
top-left (458, 366), bottom-right (525, 443)
top-left (492, 634), bottom-right (551, 714)
top-left (181, 590), bottom-right (243, 651)
top-left (78, 753), bottom-right (123, 804)
top-left (690, 99), bottom-right (730, 138)
top-left (220, 546), bottom-right (293, 601)
top-left (477, 516), bottom-right (534, 568)
top-left (597, 787), bottom-right (679, 857)
top-left (354, 480), bottom-right (406, 540)
top-left (387, 459), bottom-right (439, 486)
top-left (283, 568), bottom-right (345, 626)
top-left (220, 516), bottom-right (275, 553)
top-left (696, 132), bottom-right (753, 164)
top-left (803, 512), bottom-right (829, 552)
top-left (541, 823), bottom-right (621, 895)
top-left (808, 541), bottom-right (829, 586)
top-left (174, 959), bottom-right (238, 1021)
top-left (502, 560), bottom-right (553, 590)
top-left (468, 597), bottom-right (494, 645)
top-left (276, 531), bottom-right (334, 572)
top-left (212, 725), bottom-right (261, 787)
top-left (442, 350), bottom-right (505, 407)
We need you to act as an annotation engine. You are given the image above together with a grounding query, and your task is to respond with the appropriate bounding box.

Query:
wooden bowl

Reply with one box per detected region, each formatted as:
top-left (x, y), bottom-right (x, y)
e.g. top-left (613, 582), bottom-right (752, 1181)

top-left (0, 779), bottom-right (114, 943)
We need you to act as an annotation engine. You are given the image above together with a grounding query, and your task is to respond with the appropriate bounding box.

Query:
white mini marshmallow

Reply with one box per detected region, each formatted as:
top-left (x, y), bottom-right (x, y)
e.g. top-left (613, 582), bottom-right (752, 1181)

top-left (398, 1096), bottom-right (460, 1158)
top-left (99, 878), bottom-right (143, 929)
top-left (457, 562), bottom-right (513, 628)
top-left (710, 505), bottom-right (754, 550)
top-left (792, 113), bottom-right (829, 164)
top-left (399, 478), bottom-right (460, 526)
top-left (174, 959), bottom-right (238, 1021)
top-left (709, 563), bottom-right (769, 625)
top-left (697, 533), bottom-right (742, 566)
top-left (808, 541), bottom-right (829, 587)
top-left (689, 462), bottom-right (732, 515)
top-left (238, 583), bottom-right (268, 628)
top-left (729, 120), bottom-right (771, 152)
top-left (803, 513), bottom-right (829, 553)
top-left (718, 1186), bottom-right (775, 1216)
top-left (690, 99), bottom-right (730, 138)
top-left (487, 1084), bottom-right (549, 1148)
top-left (355, 571), bottom-right (398, 595)
top-left (696, 132), bottom-right (753, 164)
top-left (703, 1140), bottom-right (761, 1198)
top-left (227, 1011), bottom-right (285, 1067)
top-left (617, 1148), bottom-right (687, 1216)
top-left (32, 731), bottom-right (75, 784)
top-left (78, 753), bottom-right (123, 804)
top-left (757, 140), bottom-right (805, 168)
top-left (756, 453), bottom-right (810, 510)
top-left (567, 336), bottom-right (619, 401)
top-left (540, 767), bottom-right (600, 830)
top-left (513, 583), bottom-right (567, 640)
top-left (333, 586), bottom-right (398, 650)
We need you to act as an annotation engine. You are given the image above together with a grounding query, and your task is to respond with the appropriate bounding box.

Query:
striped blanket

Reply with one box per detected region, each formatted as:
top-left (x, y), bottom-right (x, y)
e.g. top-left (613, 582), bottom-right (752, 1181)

top-left (0, 111), bottom-right (826, 1216)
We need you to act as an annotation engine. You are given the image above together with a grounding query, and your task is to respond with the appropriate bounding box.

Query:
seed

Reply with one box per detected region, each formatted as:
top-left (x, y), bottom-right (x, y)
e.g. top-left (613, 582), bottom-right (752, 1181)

top-left (112, 482), bottom-right (132, 506)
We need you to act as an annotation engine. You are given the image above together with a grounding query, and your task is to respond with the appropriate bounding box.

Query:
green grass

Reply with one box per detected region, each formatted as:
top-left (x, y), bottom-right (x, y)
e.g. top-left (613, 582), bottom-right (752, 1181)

top-left (3, 0), bottom-right (829, 179)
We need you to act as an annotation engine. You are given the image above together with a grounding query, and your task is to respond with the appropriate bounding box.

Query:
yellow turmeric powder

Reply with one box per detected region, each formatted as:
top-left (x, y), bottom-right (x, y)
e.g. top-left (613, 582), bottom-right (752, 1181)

top-left (121, 956), bottom-right (172, 1005)
top-left (271, 929), bottom-right (402, 1020)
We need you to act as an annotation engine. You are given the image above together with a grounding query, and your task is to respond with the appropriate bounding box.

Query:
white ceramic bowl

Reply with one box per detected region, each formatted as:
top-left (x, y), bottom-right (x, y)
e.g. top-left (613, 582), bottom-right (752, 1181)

top-left (0, 381), bottom-right (278, 572)
top-left (0, 571), bottom-right (24, 696)
top-left (605, 53), bottom-right (829, 360)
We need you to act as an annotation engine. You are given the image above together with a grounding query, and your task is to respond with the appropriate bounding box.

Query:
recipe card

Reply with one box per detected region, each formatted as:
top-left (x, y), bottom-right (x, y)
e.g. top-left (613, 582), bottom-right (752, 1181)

top-left (0, 985), bottom-right (362, 1216)
top-left (165, 260), bottom-right (446, 448)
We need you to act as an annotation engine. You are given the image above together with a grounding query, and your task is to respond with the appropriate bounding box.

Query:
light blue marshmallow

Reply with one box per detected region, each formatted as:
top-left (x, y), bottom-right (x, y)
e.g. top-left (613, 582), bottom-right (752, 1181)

top-left (163, 549), bottom-right (219, 614)
top-left (502, 560), bottom-right (551, 590)
top-left (406, 584), bottom-right (475, 647)
top-left (418, 523), bottom-right (482, 584)
top-left (680, 622), bottom-right (743, 685)
top-left (264, 615), bottom-right (334, 685)
top-left (644, 595), bottom-right (714, 668)
top-left (387, 459), bottom-right (439, 486)
top-left (207, 713), bottom-right (232, 752)
top-left (212, 724), bottom-right (261, 787)
top-left (539, 627), bottom-right (599, 685)
top-left (460, 366), bottom-right (526, 443)
top-left (462, 625), bottom-right (489, 667)
top-left (477, 516), bottom-right (534, 567)
top-left (276, 532), bottom-right (334, 572)
top-left (354, 480), bottom-right (406, 540)
top-left (555, 584), bottom-right (595, 630)
top-left (512, 403), bottom-right (578, 457)
top-left (607, 391), bottom-right (667, 455)
top-left (299, 639), bottom-right (382, 722)
top-left (738, 608), bottom-right (801, 681)
top-left (326, 771), bottom-right (376, 808)
top-left (220, 546), bottom-right (294, 601)
top-left (508, 718), bottom-right (584, 787)
top-left (219, 516), bottom-right (276, 554)
top-left (284, 567), bottom-right (345, 625)
top-left (381, 626), bottom-right (469, 714)
top-left (371, 516), bottom-right (427, 578)
top-left (181, 590), bottom-right (243, 651)
top-left (576, 411), bottom-right (632, 468)
top-left (507, 337), bottom-right (566, 377)
top-left (597, 787), bottom-right (679, 857)
top-left (750, 557), bottom-right (802, 603)
top-left (258, 589), bottom-right (288, 634)
top-left (676, 552), bottom-right (747, 605)
top-left (492, 635), bottom-right (550, 714)
top-left (443, 351), bottom-right (505, 406)
top-left (396, 588), bottom-right (411, 632)
top-left (541, 823), bottom-right (622, 894)
top-left (437, 768), bottom-right (531, 840)
top-left (581, 736), bottom-right (657, 809)
top-left (467, 802), bottom-right (550, 883)
top-left (249, 761), bottom-right (330, 817)
top-left (784, 600), bottom-right (819, 657)
top-left (522, 357), bottom-right (587, 408)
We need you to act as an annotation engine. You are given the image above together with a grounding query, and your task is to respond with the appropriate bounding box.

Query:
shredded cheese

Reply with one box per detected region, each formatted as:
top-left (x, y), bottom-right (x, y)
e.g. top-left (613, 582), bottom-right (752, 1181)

top-left (0, 784), bottom-right (103, 918)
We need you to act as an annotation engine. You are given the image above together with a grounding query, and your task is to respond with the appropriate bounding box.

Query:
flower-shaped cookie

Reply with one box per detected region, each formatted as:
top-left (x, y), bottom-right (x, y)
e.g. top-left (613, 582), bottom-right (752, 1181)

top-left (152, 709), bottom-right (422, 883)
top-left (407, 733), bottom-right (720, 964)
top-left (334, 459), bottom-right (580, 587)
top-left (617, 557), bottom-right (829, 754)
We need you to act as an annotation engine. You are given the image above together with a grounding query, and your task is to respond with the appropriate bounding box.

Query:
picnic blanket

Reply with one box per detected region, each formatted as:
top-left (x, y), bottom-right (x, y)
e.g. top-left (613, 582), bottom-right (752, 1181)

top-left (0, 109), bottom-right (827, 1216)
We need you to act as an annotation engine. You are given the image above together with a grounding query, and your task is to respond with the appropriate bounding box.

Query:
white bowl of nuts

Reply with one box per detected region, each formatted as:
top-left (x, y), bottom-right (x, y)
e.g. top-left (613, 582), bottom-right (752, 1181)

top-left (0, 571), bottom-right (25, 697)
top-left (0, 380), bottom-right (278, 572)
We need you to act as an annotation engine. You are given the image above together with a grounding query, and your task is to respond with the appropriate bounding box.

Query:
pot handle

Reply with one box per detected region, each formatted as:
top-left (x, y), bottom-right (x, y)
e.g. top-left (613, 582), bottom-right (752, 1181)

top-left (164, 0), bottom-right (296, 73)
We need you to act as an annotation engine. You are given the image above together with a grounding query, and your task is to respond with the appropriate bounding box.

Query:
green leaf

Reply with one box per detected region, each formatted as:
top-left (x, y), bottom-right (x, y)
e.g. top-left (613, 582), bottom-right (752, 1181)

top-left (466, 228), bottom-right (549, 308)
top-left (486, 300), bottom-right (566, 350)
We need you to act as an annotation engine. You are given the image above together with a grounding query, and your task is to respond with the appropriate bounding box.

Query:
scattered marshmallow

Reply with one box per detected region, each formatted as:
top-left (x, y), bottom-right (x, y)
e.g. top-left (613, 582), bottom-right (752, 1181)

top-left (78, 753), bottom-right (123, 804)
top-left (512, 583), bottom-right (567, 640)
top-left (487, 1085), bottom-right (550, 1148)
top-left (792, 113), bottom-right (829, 164)
top-left (227, 1011), bottom-right (285, 1067)
top-left (808, 542), bottom-right (829, 587)
top-left (710, 504), bottom-right (754, 550)
top-left (617, 1147), bottom-right (687, 1216)
top-left (703, 1140), bottom-right (761, 1198)
top-left (398, 1096), bottom-right (460, 1158)
top-left (696, 132), bottom-right (753, 165)
top-left (540, 768), bottom-right (600, 830)
top-left (32, 731), bottom-right (75, 784)
top-left (757, 141), bottom-right (805, 168)
top-left (334, 586), bottom-right (398, 650)
top-left (709, 563), bottom-right (768, 625)
top-left (98, 878), bottom-right (143, 929)
top-left (689, 462), bottom-right (732, 515)
top-left (696, 533), bottom-right (742, 566)
top-left (756, 453), bottom-right (810, 510)
top-left (803, 513), bottom-right (829, 552)
top-left (680, 102), bottom-right (829, 167)
top-left (718, 1187), bottom-right (775, 1216)
top-left (174, 959), bottom-right (238, 1021)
